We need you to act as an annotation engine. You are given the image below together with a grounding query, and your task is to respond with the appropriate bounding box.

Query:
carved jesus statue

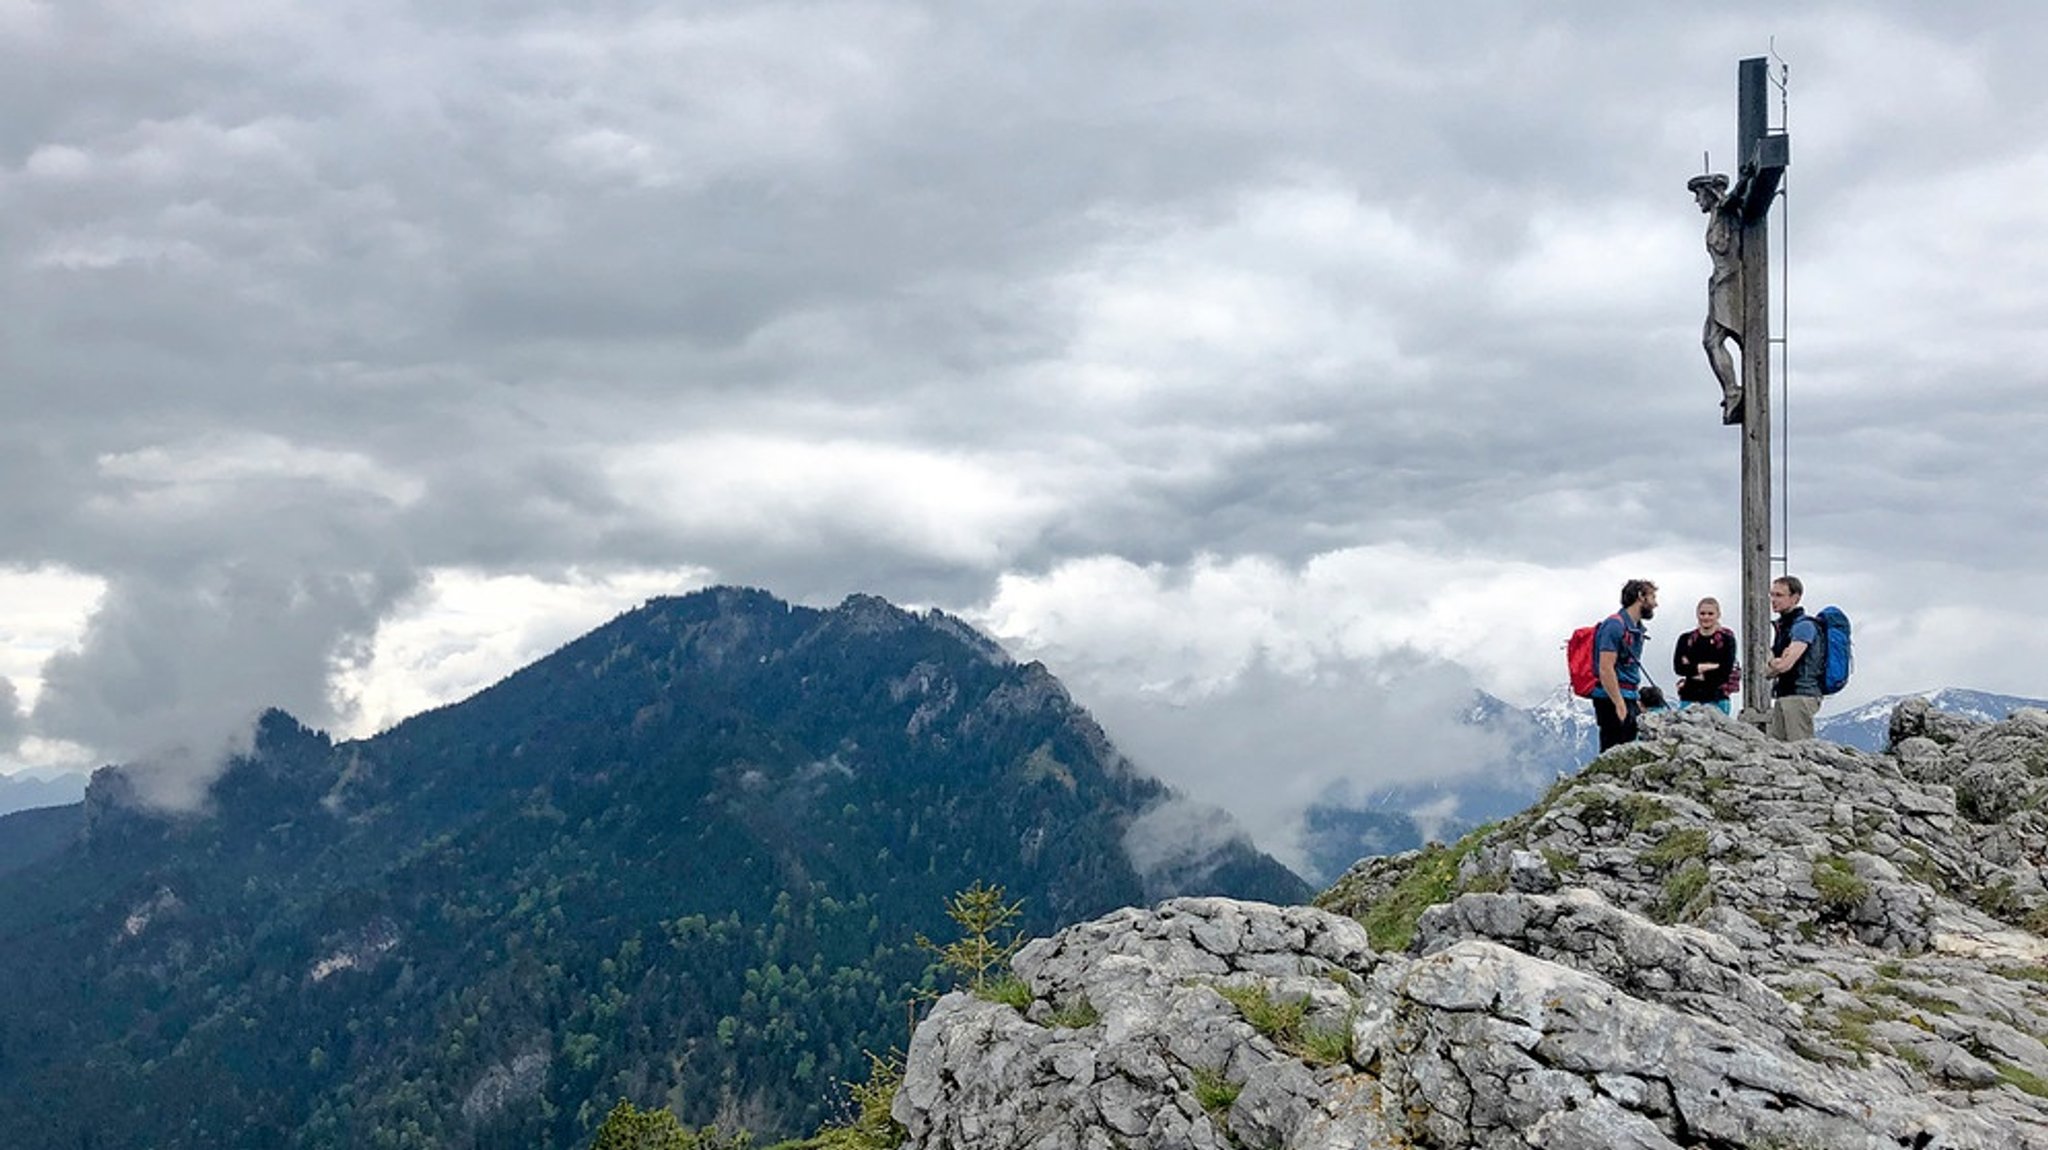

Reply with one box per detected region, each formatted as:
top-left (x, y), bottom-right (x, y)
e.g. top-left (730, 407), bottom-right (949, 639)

top-left (1689, 172), bottom-right (1744, 425)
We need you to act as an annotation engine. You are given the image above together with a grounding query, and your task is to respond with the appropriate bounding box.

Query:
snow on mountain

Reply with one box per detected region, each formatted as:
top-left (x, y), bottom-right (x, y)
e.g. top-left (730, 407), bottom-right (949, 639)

top-left (1818, 688), bottom-right (2048, 752)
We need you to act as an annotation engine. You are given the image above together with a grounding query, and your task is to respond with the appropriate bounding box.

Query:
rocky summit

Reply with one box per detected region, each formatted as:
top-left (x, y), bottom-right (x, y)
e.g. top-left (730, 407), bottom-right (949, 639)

top-left (891, 700), bottom-right (2048, 1148)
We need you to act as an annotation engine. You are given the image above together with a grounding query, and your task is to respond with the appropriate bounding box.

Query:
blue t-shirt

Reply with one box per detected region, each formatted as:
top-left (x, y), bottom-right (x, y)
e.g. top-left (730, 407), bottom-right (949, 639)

top-left (1776, 614), bottom-right (1821, 696)
top-left (1787, 616), bottom-right (1818, 649)
top-left (1590, 612), bottom-right (1644, 699)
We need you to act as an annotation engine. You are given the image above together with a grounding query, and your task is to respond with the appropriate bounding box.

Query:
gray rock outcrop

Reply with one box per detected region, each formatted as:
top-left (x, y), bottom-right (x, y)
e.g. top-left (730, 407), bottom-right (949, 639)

top-left (894, 705), bottom-right (2048, 1148)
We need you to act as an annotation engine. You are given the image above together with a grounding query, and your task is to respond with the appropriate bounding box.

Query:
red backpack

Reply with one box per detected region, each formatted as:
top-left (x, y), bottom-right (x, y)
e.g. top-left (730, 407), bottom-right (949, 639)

top-left (1566, 619), bottom-right (1608, 697)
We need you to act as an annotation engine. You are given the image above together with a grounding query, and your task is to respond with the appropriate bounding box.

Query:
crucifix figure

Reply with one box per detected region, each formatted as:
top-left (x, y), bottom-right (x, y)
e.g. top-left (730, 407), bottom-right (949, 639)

top-left (1690, 172), bottom-right (1745, 425)
top-left (1693, 56), bottom-right (1789, 724)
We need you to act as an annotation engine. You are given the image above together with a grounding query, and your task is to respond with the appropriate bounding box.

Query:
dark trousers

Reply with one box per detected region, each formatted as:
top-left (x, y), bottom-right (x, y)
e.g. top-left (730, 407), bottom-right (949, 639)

top-left (1593, 695), bottom-right (1641, 751)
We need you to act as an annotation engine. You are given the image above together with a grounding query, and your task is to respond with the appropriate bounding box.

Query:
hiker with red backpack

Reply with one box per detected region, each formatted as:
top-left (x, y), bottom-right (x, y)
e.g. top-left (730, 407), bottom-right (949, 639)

top-left (1590, 579), bottom-right (1658, 751)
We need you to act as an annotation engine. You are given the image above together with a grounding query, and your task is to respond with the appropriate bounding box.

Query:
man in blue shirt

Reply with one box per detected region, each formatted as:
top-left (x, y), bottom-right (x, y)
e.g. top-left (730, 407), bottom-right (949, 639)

top-left (1764, 575), bottom-right (1824, 740)
top-left (1592, 579), bottom-right (1658, 751)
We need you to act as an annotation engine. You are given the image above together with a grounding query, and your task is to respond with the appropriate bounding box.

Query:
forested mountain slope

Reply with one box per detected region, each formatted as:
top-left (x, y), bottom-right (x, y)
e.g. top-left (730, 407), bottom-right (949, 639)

top-left (0, 587), bottom-right (1304, 1149)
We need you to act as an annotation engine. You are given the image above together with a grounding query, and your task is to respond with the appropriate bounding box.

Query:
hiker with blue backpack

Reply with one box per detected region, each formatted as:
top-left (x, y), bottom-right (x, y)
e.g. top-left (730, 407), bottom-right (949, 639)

top-left (1764, 575), bottom-right (1854, 740)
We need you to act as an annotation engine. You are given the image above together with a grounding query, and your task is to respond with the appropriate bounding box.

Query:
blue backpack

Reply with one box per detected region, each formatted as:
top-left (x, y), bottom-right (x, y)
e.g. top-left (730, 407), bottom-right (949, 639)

top-left (1813, 606), bottom-right (1852, 695)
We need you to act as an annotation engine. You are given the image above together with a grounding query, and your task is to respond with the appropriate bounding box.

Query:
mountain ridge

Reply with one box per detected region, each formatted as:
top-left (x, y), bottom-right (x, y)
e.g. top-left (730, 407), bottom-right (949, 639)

top-left (0, 586), bottom-right (1305, 1148)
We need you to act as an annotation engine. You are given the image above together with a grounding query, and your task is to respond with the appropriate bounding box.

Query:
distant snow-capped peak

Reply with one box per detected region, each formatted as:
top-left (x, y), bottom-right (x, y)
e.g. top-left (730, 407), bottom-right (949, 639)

top-left (1528, 685), bottom-right (1595, 737)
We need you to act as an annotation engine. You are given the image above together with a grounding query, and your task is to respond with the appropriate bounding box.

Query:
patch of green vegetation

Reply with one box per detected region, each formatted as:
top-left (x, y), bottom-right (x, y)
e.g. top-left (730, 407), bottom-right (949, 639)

top-left (1658, 859), bottom-right (1710, 923)
top-left (1190, 1066), bottom-right (1241, 1115)
top-left (1300, 1017), bottom-right (1354, 1066)
top-left (590, 1099), bottom-right (754, 1149)
top-left (1215, 983), bottom-right (1352, 1067)
top-left (1812, 856), bottom-right (1870, 919)
top-left (1572, 793), bottom-right (1623, 831)
top-left (1874, 960), bottom-right (1905, 979)
top-left (1994, 964), bottom-right (2048, 985)
top-left (1356, 829), bottom-right (1495, 952)
top-left (974, 974), bottom-right (1032, 1009)
top-left (1972, 877), bottom-right (2048, 935)
top-left (1871, 981), bottom-right (1955, 1017)
top-left (1897, 843), bottom-right (1949, 894)
top-left (1584, 743), bottom-right (1660, 776)
top-left (1218, 982), bottom-right (1307, 1044)
top-left (1996, 1061), bottom-right (2048, 1099)
top-left (1535, 773), bottom-right (1578, 810)
top-left (1539, 847), bottom-right (1576, 875)
top-left (1571, 789), bottom-right (1672, 837)
top-left (1621, 793), bottom-right (1674, 830)
top-left (1464, 871), bottom-right (1507, 895)
top-left (1645, 826), bottom-right (1709, 869)
top-left (1047, 997), bottom-right (1100, 1029)
top-left (1828, 1003), bottom-right (1884, 1054)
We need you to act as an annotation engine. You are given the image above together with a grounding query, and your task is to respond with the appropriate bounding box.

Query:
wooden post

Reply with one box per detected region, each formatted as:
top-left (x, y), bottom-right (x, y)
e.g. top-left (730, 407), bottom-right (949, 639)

top-left (1728, 57), bottom-right (1787, 725)
top-left (1738, 212), bottom-right (1772, 723)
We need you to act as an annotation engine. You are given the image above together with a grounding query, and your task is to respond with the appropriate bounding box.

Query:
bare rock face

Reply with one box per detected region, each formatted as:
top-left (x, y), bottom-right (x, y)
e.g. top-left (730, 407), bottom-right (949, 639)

top-left (894, 705), bottom-right (2048, 1148)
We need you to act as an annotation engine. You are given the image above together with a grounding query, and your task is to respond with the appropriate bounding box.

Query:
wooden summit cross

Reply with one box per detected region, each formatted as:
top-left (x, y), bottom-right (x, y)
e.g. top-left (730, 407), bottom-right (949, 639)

top-left (1690, 57), bottom-right (1788, 724)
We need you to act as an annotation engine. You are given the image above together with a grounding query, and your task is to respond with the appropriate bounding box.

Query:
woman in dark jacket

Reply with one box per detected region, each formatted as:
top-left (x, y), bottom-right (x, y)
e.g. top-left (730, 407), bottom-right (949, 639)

top-left (1673, 597), bottom-right (1739, 713)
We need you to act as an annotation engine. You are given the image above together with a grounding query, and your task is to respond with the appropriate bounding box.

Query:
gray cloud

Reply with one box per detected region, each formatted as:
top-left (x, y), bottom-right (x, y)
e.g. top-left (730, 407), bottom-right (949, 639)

top-left (1046, 645), bottom-right (1510, 876)
top-left (0, 677), bottom-right (23, 754)
top-left (7, 2), bottom-right (2048, 829)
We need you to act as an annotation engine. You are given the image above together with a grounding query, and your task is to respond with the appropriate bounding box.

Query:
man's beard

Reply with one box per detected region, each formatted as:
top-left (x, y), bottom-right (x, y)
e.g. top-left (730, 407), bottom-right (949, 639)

top-left (1640, 604), bottom-right (1656, 621)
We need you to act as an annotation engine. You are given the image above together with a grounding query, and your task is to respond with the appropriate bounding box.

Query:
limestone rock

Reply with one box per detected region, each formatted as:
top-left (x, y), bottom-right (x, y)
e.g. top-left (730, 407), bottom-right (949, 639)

top-left (895, 704), bottom-right (2048, 1148)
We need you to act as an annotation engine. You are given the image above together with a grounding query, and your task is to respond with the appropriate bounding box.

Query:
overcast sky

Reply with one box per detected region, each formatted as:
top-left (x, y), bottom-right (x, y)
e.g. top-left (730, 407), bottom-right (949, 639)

top-left (5, 2), bottom-right (2047, 864)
